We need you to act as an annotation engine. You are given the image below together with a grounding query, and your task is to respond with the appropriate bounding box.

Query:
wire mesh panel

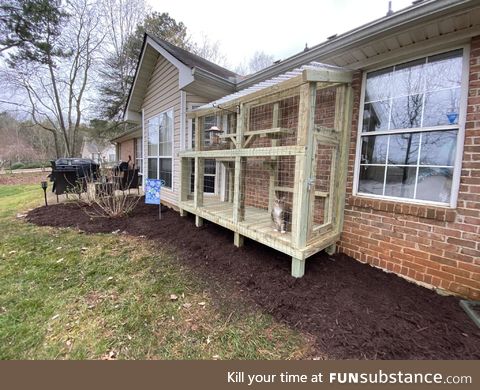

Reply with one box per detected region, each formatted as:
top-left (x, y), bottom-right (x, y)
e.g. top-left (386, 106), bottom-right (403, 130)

top-left (194, 114), bottom-right (236, 151)
top-left (238, 155), bottom-right (296, 236)
top-left (309, 85), bottom-right (340, 240)
top-left (244, 94), bottom-right (299, 149)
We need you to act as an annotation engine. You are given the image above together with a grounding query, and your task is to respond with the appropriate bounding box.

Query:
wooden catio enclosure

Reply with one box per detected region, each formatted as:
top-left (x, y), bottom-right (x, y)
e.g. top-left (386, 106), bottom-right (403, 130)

top-left (179, 63), bottom-right (353, 277)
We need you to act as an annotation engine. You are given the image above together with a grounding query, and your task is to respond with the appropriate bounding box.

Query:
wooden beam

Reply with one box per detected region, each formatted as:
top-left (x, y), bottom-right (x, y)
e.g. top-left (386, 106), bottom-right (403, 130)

top-left (195, 116), bottom-right (204, 151)
top-left (178, 145), bottom-right (306, 159)
top-left (193, 157), bottom-right (204, 208)
top-left (332, 84), bottom-right (354, 235)
top-left (179, 157), bottom-right (190, 202)
top-left (186, 76), bottom-right (304, 118)
top-left (291, 257), bottom-right (305, 278)
top-left (268, 103), bottom-right (280, 213)
top-left (291, 82), bottom-right (317, 250)
top-left (232, 104), bottom-right (246, 224)
top-left (302, 68), bottom-right (353, 84)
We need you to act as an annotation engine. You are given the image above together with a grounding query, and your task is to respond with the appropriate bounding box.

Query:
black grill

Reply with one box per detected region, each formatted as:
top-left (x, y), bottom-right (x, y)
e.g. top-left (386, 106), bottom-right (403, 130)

top-left (49, 158), bottom-right (100, 195)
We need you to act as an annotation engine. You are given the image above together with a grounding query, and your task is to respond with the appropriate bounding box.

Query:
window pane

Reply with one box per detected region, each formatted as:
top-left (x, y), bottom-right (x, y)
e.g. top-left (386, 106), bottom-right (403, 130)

top-left (365, 67), bottom-right (392, 102)
top-left (147, 118), bottom-right (159, 156)
top-left (358, 166), bottom-right (385, 195)
top-left (392, 58), bottom-right (424, 96)
top-left (204, 176), bottom-right (215, 193)
top-left (384, 166), bottom-right (416, 199)
top-left (147, 158), bottom-right (157, 179)
top-left (416, 167), bottom-right (452, 203)
top-left (390, 94), bottom-right (423, 129)
top-left (425, 50), bottom-right (462, 91)
top-left (423, 88), bottom-right (460, 127)
top-left (361, 135), bottom-right (388, 164)
top-left (204, 159), bottom-right (216, 175)
top-left (159, 142), bottom-right (172, 156)
top-left (419, 130), bottom-right (457, 166)
top-left (135, 137), bottom-right (143, 159)
top-left (362, 101), bottom-right (390, 132)
top-left (159, 158), bottom-right (172, 188)
top-left (388, 133), bottom-right (420, 165)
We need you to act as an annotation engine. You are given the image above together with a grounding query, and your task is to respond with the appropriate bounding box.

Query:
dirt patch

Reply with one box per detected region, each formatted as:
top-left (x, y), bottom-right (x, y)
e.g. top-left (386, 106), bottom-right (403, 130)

top-left (0, 171), bottom-right (50, 185)
top-left (27, 201), bottom-right (480, 359)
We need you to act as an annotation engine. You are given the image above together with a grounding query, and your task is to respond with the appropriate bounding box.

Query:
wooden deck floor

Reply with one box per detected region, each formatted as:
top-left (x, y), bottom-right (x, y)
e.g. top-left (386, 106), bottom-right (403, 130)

top-left (182, 198), bottom-right (293, 247)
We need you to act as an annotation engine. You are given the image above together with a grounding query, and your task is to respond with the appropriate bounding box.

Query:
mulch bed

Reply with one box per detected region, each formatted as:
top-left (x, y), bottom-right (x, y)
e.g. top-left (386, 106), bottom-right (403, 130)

top-left (27, 200), bottom-right (480, 359)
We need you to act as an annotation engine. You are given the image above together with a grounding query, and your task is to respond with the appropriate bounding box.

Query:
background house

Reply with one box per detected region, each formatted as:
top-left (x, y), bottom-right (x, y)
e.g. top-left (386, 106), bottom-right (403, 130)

top-left (80, 138), bottom-right (116, 164)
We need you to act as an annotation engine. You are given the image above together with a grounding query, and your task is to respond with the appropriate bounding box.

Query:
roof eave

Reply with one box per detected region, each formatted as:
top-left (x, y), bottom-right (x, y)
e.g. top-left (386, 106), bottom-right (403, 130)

top-left (238, 0), bottom-right (475, 89)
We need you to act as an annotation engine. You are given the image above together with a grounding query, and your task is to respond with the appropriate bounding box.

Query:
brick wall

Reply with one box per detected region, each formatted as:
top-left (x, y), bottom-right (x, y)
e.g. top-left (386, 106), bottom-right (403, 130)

top-left (338, 36), bottom-right (480, 300)
top-left (119, 139), bottom-right (135, 162)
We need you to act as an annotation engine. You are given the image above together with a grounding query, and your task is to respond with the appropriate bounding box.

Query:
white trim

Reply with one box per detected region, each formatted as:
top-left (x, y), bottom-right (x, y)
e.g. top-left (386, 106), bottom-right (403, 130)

top-left (180, 91), bottom-right (186, 151)
top-left (146, 37), bottom-right (194, 89)
top-left (451, 43), bottom-right (470, 208)
top-left (352, 44), bottom-right (470, 208)
top-left (142, 109), bottom-right (145, 188)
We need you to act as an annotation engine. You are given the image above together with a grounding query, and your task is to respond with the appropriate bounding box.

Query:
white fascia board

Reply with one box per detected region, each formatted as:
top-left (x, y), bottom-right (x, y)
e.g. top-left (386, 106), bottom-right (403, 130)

top-left (146, 36), bottom-right (194, 89)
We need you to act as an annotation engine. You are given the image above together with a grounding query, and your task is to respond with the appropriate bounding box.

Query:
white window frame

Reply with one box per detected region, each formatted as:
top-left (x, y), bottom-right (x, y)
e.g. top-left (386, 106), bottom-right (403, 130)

top-left (146, 108), bottom-right (174, 189)
top-left (134, 137), bottom-right (143, 173)
top-left (352, 44), bottom-right (470, 208)
top-left (187, 104), bottom-right (226, 196)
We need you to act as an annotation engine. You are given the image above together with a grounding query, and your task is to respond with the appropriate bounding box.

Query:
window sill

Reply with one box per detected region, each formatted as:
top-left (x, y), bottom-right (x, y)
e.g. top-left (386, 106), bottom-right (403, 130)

top-left (347, 196), bottom-right (456, 222)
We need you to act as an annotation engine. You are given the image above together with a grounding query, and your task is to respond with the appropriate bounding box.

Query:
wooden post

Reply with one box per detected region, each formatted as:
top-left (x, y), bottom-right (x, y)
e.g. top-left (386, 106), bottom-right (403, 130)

top-left (179, 156), bottom-right (189, 217)
top-left (193, 116), bottom-right (204, 227)
top-left (233, 104), bottom-right (246, 246)
top-left (291, 82), bottom-right (317, 248)
top-left (332, 84), bottom-right (353, 234)
top-left (268, 102), bottom-right (280, 213)
top-left (290, 82), bottom-right (316, 277)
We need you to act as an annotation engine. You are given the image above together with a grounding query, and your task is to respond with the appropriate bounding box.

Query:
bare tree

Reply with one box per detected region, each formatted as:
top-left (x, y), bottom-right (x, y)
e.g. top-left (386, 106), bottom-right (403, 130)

top-left (235, 50), bottom-right (275, 76)
top-left (1, 0), bottom-right (104, 158)
top-left (191, 33), bottom-right (229, 68)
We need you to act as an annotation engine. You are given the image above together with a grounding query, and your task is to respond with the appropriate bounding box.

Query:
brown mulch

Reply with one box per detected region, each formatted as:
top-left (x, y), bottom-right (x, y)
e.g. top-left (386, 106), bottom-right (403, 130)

top-left (26, 200), bottom-right (480, 360)
top-left (0, 171), bottom-right (49, 185)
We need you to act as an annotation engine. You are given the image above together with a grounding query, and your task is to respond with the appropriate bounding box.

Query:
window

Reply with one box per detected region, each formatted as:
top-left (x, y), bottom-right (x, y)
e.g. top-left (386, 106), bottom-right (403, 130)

top-left (356, 49), bottom-right (465, 205)
top-left (190, 159), bottom-right (216, 194)
top-left (147, 109), bottom-right (173, 188)
top-left (134, 137), bottom-right (143, 173)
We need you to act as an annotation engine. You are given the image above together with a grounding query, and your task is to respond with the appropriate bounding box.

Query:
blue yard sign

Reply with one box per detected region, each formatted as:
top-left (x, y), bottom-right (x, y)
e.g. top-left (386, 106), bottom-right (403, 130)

top-left (145, 179), bottom-right (165, 219)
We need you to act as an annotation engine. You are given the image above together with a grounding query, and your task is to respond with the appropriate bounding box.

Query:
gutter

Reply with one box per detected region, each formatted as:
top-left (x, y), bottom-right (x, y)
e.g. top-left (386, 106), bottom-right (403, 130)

top-left (238, 0), bottom-right (476, 89)
top-left (191, 67), bottom-right (237, 92)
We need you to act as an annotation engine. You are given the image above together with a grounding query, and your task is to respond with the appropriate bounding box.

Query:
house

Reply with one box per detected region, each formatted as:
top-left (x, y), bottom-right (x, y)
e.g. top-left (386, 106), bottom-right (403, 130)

top-left (80, 138), bottom-right (116, 164)
top-left (120, 0), bottom-right (480, 300)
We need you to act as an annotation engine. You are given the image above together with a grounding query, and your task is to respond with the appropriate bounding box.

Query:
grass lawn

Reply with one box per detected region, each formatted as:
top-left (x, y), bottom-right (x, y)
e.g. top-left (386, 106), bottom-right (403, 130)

top-left (0, 185), bottom-right (309, 359)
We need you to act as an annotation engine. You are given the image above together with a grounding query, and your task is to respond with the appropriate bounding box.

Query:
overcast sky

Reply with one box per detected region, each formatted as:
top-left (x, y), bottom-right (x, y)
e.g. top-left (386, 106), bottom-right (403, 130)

top-left (148, 0), bottom-right (415, 68)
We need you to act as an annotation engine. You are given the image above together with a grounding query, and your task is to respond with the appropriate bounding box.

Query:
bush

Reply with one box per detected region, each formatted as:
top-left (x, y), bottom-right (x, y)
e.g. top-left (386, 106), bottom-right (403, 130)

top-left (10, 161), bottom-right (49, 170)
top-left (10, 162), bottom-right (25, 170)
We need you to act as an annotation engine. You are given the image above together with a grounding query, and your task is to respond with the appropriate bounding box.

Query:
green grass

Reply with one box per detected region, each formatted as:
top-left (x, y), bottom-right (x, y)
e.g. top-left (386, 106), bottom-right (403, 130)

top-left (0, 185), bottom-right (309, 359)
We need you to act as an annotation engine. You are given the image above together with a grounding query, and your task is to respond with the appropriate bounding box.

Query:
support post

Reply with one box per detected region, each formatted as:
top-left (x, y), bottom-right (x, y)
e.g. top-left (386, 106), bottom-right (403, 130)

top-left (194, 157), bottom-right (204, 208)
top-left (332, 84), bottom-right (353, 234)
top-left (291, 257), bottom-right (305, 278)
top-left (179, 157), bottom-right (189, 203)
top-left (268, 102), bottom-right (280, 213)
top-left (325, 243), bottom-right (336, 256)
top-left (291, 82), bottom-right (317, 251)
top-left (193, 116), bottom-right (204, 211)
top-left (234, 232), bottom-right (244, 248)
top-left (232, 104), bottom-right (246, 246)
top-left (195, 215), bottom-right (203, 227)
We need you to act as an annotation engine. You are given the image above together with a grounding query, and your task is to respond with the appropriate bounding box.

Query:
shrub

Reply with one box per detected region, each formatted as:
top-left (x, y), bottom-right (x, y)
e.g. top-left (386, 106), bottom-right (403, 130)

top-left (11, 162), bottom-right (25, 170)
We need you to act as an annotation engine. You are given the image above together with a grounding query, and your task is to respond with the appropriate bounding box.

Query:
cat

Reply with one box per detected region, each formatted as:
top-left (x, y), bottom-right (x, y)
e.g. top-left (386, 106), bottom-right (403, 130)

top-left (271, 197), bottom-right (290, 234)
